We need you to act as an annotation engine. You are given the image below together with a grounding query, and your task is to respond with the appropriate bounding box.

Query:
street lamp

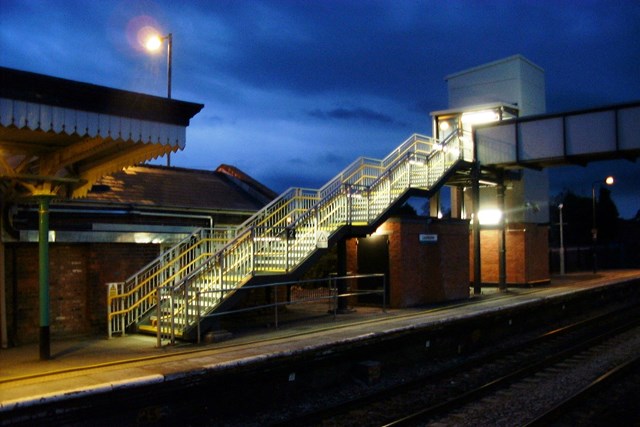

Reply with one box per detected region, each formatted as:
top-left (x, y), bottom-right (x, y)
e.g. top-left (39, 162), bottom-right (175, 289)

top-left (145, 32), bottom-right (173, 166)
top-left (591, 176), bottom-right (614, 273)
top-left (145, 32), bottom-right (172, 99)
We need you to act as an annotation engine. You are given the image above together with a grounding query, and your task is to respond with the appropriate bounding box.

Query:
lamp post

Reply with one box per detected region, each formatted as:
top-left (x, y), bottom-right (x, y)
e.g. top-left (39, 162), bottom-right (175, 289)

top-left (559, 203), bottom-right (565, 275)
top-left (145, 32), bottom-right (172, 99)
top-left (145, 32), bottom-right (173, 165)
top-left (591, 176), bottom-right (614, 273)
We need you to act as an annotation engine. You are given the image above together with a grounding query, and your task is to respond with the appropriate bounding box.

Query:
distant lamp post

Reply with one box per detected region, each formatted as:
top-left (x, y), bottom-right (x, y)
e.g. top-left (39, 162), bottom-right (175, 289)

top-left (145, 32), bottom-right (173, 166)
top-left (591, 176), bottom-right (614, 273)
top-left (559, 203), bottom-right (565, 275)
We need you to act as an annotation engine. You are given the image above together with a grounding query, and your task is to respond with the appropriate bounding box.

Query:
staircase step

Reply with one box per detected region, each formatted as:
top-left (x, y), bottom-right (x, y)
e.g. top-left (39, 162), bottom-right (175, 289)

top-left (138, 324), bottom-right (184, 338)
top-left (118, 134), bottom-right (460, 342)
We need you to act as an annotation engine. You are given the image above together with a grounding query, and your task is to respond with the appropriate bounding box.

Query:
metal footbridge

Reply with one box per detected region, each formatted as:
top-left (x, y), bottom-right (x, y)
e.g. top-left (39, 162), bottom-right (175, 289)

top-left (107, 131), bottom-right (470, 341)
top-left (107, 100), bottom-right (640, 342)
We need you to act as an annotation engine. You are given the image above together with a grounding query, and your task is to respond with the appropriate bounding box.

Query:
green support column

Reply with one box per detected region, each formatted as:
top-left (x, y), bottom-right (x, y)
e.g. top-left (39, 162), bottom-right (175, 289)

top-left (39, 196), bottom-right (51, 360)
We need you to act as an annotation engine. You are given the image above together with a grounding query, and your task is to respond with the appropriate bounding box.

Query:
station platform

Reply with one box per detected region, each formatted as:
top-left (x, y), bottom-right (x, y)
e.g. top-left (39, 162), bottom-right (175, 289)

top-left (2, 270), bottom-right (640, 418)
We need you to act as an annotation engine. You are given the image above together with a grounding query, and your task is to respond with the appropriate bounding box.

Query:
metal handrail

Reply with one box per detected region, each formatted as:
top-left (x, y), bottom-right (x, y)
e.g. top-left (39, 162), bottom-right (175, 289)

top-left (189, 273), bottom-right (387, 345)
top-left (107, 226), bottom-right (237, 337)
top-left (110, 131), bottom-right (464, 343)
top-left (156, 133), bottom-right (459, 342)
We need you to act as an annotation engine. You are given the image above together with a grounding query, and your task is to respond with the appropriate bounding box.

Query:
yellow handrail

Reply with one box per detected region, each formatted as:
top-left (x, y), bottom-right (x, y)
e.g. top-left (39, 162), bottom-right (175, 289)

top-left (109, 132), bottom-right (465, 342)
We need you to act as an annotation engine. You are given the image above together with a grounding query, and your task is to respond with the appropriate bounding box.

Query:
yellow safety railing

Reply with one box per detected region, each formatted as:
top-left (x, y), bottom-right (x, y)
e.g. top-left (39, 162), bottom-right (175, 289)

top-left (109, 132), bottom-right (465, 342)
top-left (107, 226), bottom-right (236, 337)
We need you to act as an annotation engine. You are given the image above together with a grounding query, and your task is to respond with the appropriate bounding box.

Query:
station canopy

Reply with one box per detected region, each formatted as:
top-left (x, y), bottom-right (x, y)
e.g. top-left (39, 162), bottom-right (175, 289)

top-left (0, 67), bottom-right (203, 200)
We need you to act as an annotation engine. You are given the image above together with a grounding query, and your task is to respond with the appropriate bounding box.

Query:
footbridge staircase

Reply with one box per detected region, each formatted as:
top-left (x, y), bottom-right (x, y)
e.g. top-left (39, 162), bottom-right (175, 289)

top-left (108, 132), bottom-right (470, 341)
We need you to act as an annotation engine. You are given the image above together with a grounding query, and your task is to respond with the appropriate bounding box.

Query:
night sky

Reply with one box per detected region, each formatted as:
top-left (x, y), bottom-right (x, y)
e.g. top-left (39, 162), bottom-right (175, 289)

top-left (1, 0), bottom-right (639, 217)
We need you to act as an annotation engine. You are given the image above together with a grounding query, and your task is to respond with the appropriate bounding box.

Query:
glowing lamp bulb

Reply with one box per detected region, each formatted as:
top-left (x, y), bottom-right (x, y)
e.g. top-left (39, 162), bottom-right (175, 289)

top-left (145, 35), bottom-right (162, 51)
top-left (605, 176), bottom-right (614, 185)
top-left (477, 209), bottom-right (502, 225)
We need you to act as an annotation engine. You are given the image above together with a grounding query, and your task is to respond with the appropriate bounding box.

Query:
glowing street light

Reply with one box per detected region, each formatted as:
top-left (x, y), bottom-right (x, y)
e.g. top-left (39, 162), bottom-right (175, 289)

top-left (144, 32), bottom-right (172, 99)
top-left (145, 35), bottom-right (163, 51)
top-left (591, 175), bottom-right (614, 273)
top-left (145, 32), bottom-right (173, 166)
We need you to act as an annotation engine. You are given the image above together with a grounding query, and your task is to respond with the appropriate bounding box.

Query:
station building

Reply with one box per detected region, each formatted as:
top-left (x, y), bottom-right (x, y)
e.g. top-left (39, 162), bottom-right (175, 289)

top-left (1, 56), bottom-right (638, 347)
top-left (3, 164), bottom-right (275, 343)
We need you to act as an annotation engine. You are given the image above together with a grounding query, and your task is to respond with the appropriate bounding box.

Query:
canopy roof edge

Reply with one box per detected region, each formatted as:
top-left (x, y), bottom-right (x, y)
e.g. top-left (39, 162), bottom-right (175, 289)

top-left (0, 67), bottom-right (204, 200)
top-left (0, 67), bottom-right (203, 126)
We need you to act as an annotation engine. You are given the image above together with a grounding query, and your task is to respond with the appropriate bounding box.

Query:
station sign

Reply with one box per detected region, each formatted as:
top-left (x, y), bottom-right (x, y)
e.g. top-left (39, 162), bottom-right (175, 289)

top-left (419, 233), bottom-right (438, 244)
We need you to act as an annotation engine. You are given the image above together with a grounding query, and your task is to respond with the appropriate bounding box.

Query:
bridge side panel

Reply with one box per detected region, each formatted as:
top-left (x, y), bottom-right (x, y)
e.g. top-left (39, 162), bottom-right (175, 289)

top-left (619, 105), bottom-right (640, 151)
top-left (566, 110), bottom-right (616, 156)
top-left (476, 124), bottom-right (517, 165)
top-left (477, 103), bottom-right (640, 167)
top-left (519, 118), bottom-right (564, 161)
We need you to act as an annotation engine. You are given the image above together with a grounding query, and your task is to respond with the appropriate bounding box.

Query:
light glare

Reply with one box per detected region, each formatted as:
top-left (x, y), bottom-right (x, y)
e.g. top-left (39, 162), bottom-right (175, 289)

top-left (461, 110), bottom-right (500, 125)
top-left (478, 209), bottom-right (502, 225)
top-left (145, 35), bottom-right (162, 51)
top-left (135, 24), bottom-right (163, 52)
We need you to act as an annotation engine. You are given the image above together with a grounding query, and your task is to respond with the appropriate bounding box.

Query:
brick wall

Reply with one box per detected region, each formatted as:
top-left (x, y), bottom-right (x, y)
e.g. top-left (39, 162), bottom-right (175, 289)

top-left (5, 243), bottom-right (159, 344)
top-left (525, 225), bottom-right (550, 283)
top-left (469, 224), bottom-right (549, 285)
top-left (347, 217), bottom-right (470, 308)
top-left (388, 218), bottom-right (470, 307)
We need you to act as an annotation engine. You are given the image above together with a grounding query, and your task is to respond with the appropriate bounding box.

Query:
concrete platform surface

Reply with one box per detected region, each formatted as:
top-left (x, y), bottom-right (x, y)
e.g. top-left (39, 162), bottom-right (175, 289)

top-left (1, 270), bottom-right (640, 412)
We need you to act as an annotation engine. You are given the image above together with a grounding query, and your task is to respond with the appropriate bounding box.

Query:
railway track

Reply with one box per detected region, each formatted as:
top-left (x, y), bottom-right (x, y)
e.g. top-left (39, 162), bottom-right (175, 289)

top-left (278, 304), bottom-right (640, 426)
top-left (4, 283), bottom-right (639, 426)
top-left (524, 354), bottom-right (640, 426)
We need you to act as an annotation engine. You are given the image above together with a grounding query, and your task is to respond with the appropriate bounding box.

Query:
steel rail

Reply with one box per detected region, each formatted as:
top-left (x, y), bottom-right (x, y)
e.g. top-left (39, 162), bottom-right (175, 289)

top-left (523, 353), bottom-right (640, 426)
top-left (276, 303), bottom-right (640, 427)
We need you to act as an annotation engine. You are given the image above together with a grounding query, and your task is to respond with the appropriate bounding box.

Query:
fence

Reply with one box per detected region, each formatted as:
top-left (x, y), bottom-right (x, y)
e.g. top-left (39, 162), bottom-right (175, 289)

top-left (549, 244), bottom-right (632, 273)
top-left (160, 273), bottom-right (387, 345)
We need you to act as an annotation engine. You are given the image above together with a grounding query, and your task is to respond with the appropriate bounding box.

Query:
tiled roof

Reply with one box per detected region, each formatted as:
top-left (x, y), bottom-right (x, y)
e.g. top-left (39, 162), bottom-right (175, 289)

top-left (83, 165), bottom-right (275, 212)
top-left (216, 164), bottom-right (278, 201)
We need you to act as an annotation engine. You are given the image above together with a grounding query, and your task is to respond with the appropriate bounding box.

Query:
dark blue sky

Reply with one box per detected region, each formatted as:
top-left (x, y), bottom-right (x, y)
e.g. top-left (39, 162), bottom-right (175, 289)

top-left (1, 0), bottom-right (639, 217)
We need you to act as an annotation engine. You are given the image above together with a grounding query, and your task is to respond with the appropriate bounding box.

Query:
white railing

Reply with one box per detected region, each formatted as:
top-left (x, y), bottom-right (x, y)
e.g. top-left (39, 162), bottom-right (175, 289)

top-left (109, 132), bottom-right (465, 342)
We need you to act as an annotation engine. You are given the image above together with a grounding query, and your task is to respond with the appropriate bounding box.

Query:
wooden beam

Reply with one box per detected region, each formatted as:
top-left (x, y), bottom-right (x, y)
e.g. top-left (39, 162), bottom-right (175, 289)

top-left (72, 143), bottom-right (174, 197)
top-left (39, 137), bottom-right (110, 174)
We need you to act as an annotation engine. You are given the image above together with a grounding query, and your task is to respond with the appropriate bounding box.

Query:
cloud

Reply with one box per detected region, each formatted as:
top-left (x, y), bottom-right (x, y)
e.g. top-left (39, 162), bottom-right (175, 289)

top-left (2, 0), bottom-right (638, 216)
top-left (308, 107), bottom-right (397, 125)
